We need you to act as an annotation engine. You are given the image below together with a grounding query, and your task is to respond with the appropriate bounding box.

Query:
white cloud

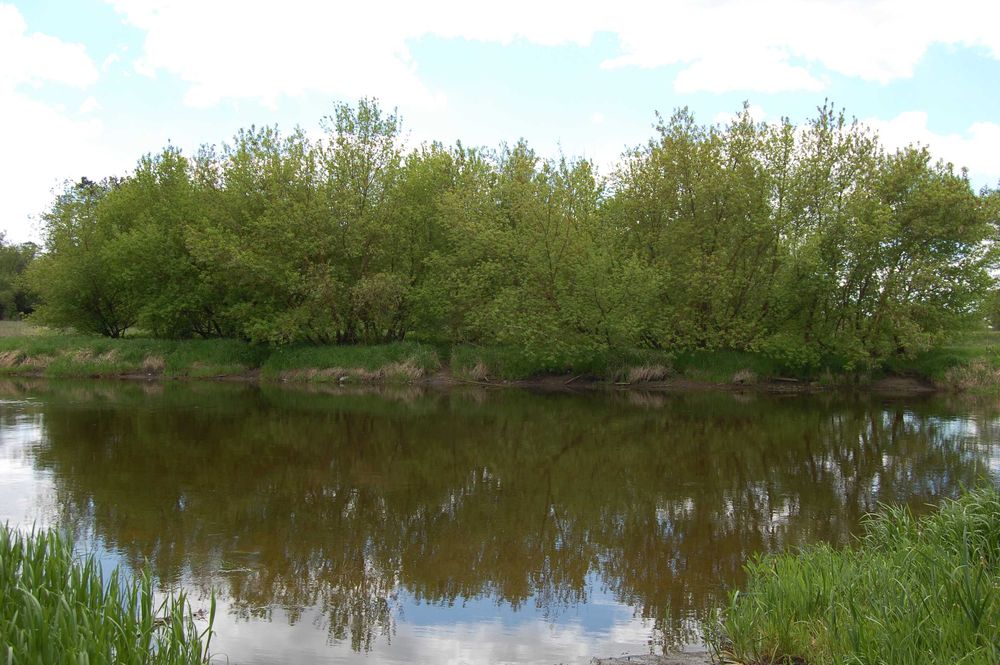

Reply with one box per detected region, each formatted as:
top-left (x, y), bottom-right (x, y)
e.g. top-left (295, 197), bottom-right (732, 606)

top-left (591, 112), bottom-right (606, 125)
top-left (866, 111), bottom-right (1000, 188)
top-left (0, 4), bottom-right (118, 243)
top-left (105, 0), bottom-right (1000, 102)
top-left (0, 88), bottom-right (117, 243)
top-left (106, 0), bottom-right (446, 108)
top-left (0, 3), bottom-right (98, 88)
top-left (79, 96), bottom-right (102, 114)
top-left (205, 598), bottom-right (656, 665)
top-left (674, 53), bottom-right (823, 94)
top-left (101, 52), bottom-right (121, 71)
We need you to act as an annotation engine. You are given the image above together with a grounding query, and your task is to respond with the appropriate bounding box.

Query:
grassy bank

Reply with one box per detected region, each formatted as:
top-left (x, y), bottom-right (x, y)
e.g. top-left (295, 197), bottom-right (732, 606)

top-left (2, 321), bottom-right (999, 389)
top-left (0, 525), bottom-right (213, 664)
top-left (262, 342), bottom-right (442, 382)
top-left (884, 329), bottom-right (1000, 391)
top-left (0, 333), bottom-right (269, 379)
top-left (0, 332), bottom-right (752, 385)
top-left (711, 488), bottom-right (1000, 665)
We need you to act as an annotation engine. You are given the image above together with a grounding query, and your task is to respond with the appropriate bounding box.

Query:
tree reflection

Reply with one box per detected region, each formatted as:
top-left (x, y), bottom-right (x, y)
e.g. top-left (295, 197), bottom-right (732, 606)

top-left (6, 381), bottom-right (998, 652)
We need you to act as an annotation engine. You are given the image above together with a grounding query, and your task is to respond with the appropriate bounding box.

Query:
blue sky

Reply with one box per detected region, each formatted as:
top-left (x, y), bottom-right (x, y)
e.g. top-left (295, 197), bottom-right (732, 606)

top-left (2, 0), bottom-right (999, 242)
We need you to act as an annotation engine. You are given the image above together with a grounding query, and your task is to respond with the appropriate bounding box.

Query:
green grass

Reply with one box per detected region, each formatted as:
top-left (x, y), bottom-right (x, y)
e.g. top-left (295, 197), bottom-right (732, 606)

top-left (0, 525), bottom-right (214, 664)
top-left (448, 344), bottom-right (681, 381)
top-left (886, 329), bottom-right (1000, 379)
top-left (711, 487), bottom-right (1000, 665)
top-left (673, 349), bottom-right (786, 383)
top-left (448, 344), bottom-right (797, 384)
top-left (0, 335), bottom-right (267, 379)
top-left (881, 329), bottom-right (1000, 391)
top-left (0, 320), bottom-right (50, 337)
top-left (260, 341), bottom-right (442, 382)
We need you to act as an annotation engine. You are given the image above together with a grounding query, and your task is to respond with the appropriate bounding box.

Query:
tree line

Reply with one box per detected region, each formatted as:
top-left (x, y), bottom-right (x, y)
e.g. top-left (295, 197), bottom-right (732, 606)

top-left (18, 99), bottom-right (1000, 368)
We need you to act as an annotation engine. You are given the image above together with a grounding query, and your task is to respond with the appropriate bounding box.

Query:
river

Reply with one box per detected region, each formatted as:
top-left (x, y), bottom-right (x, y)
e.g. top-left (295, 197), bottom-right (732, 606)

top-left (0, 379), bottom-right (997, 664)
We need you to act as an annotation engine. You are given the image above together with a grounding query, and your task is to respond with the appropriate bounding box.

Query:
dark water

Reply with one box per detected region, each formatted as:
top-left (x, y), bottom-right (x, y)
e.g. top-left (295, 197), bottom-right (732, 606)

top-left (0, 379), bottom-right (998, 664)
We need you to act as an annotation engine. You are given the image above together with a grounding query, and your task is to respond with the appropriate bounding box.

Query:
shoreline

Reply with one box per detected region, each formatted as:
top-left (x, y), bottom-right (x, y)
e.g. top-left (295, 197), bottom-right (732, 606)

top-left (0, 362), bottom-right (941, 395)
top-left (0, 330), bottom-right (983, 394)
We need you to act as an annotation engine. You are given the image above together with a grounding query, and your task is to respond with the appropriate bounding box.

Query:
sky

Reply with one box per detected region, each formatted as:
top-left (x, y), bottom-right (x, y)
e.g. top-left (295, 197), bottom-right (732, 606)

top-left (2, 0), bottom-right (999, 243)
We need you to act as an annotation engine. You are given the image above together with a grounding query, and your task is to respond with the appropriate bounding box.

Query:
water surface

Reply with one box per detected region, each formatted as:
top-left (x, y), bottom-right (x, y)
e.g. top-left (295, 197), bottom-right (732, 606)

top-left (0, 379), bottom-right (997, 664)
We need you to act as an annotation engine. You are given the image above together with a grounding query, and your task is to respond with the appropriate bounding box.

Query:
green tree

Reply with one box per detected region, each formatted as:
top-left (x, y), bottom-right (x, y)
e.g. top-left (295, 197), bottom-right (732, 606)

top-left (100, 146), bottom-right (225, 338)
top-left (26, 177), bottom-right (140, 337)
top-left (186, 99), bottom-right (411, 344)
top-left (0, 235), bottom-right (37, 319)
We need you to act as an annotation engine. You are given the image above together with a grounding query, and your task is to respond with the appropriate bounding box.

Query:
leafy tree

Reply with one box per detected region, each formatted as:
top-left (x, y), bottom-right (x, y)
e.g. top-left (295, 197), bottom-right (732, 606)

top-left (26, 177), bottom-right (140, 337)
top-left (186, 101), bottom-right (410, 344)
top-left (101, 146), bottom-right (226, 338)
top-left (0, 235), bottom-right (37, 319)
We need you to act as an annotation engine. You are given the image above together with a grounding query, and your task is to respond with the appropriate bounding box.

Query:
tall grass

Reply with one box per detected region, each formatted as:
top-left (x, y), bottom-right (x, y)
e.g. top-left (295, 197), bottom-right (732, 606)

top-left (711, 487), bottom-right (1000, 664)
top-left (883, 329), bottom-right (1000, 389)
top-left (448, 344), bottom-right (680, 381)
top-left (0, 321), bottom-right (49, 338)
top-left (260, 341), bottom-right (441, 382)
top-left (0, 526), bottom-right (214, 664)
top-left (0, 335), bottom-right (266, 379)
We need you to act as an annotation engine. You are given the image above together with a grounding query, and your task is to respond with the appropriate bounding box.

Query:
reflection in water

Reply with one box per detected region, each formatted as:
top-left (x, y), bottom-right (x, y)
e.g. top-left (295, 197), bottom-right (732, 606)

top-left (0, 380), bottom-right (997, 663)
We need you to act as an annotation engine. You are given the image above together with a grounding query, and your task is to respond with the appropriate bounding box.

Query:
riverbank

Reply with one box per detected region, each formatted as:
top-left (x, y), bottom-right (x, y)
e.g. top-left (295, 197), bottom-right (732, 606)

top-left (0, 324), bottom-right (997, 392)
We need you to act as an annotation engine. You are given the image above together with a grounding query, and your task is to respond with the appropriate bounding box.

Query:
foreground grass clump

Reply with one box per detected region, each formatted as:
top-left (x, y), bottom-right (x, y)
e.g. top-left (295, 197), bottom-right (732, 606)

top-left (712, 488), bottom-right (1000, 664)
top-left (0, 526), bottom-right (214, 664)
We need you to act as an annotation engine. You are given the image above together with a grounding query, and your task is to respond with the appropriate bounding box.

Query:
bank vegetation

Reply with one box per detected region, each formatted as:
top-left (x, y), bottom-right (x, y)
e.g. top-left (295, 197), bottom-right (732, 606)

top-left (5, 100), bottom-right (1000, 380)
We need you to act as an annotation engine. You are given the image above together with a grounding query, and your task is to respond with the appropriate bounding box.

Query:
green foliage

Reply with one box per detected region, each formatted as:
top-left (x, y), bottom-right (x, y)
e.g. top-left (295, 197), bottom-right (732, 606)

top-left (612, 103), bottom-right (996, 367)
top-left (712, 487), bottom-right (1000, 665)
top-left (0, 525), bottom-right (213, 664)
top-left (0, 235), bottom-right (37, 319)
top-left (448, 344), bottom-right (677, 380)
top-left (20, 100), bottom-right (999, 367)
top-left (25, 177), bottom-right (140, 337)
top-left (184, 99), bottom-right (413, 344)
top-left (884, 328), bottom-right (1000, 383)
top-left (983, 287), bottom-right (1000, 330)
top-left (673, 349), bottom-right (785, 383)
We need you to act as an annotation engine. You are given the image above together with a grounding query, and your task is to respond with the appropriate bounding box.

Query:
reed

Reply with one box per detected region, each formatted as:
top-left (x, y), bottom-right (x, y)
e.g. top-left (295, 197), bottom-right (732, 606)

top-left (0, 525), bottom-right (214, 664)
top-left (710, 487), bottom-right (1000, 664)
